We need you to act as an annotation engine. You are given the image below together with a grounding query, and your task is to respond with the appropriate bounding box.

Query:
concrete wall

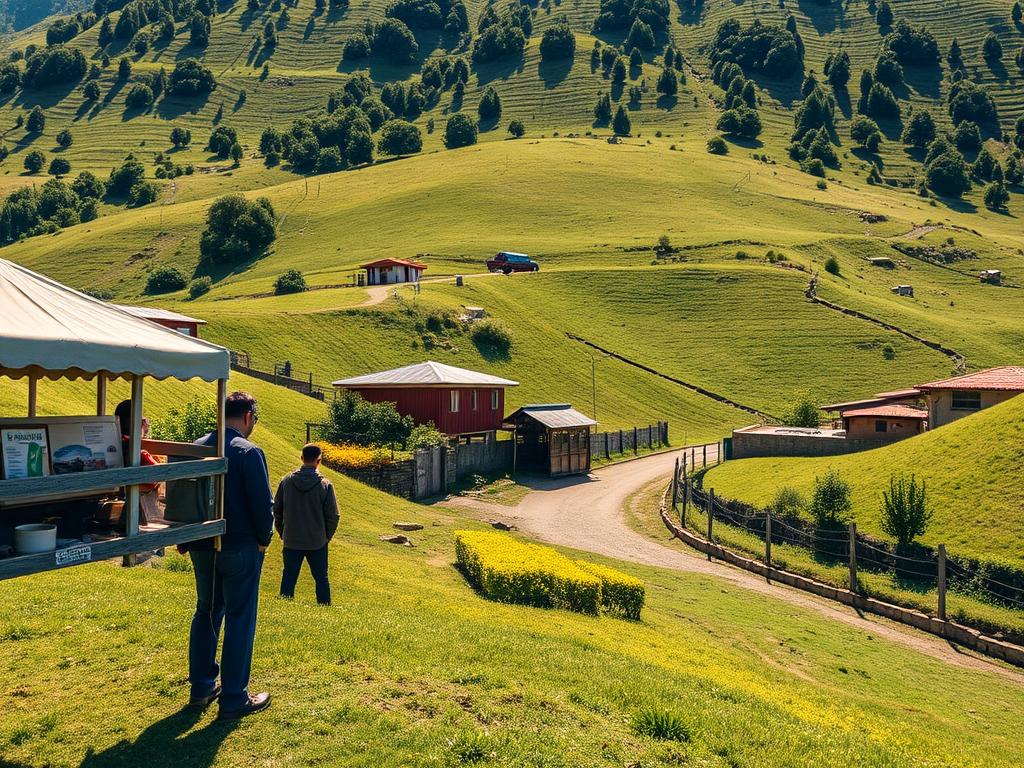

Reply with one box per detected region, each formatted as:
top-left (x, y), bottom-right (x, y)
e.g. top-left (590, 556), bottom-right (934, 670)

top-left (927, 389), bottom-right (1020, 428)
top-left (731, 428), bottom-right (886, 459)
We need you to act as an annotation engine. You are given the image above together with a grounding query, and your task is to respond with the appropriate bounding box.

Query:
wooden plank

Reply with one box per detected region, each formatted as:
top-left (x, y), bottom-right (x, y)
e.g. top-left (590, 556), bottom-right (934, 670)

top-left (141, 439), bottom-right (217, 458)
top-left (0, 457), bottom-right (226, 502)
top-left (0, 519), bottom-right (226, 581)
top-left (124, 377), bottom-right (144, 548)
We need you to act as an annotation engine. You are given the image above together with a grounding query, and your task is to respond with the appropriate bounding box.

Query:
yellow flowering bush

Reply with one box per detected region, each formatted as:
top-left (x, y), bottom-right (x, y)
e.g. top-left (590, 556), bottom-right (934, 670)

top-left (318, 442), bottom-right (394, 470)
top-left (575, 560), bottom-right (645, 620)
top-left (455, 530), bottom-right (642, 618)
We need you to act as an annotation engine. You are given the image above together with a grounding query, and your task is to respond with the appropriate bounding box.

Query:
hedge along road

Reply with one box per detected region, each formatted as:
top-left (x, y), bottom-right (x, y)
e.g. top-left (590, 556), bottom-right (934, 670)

top-left (443, 448), bottom-right (1024, 683)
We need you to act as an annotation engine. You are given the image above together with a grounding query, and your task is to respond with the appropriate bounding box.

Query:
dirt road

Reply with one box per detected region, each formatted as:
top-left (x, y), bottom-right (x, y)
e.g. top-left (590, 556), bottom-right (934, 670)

top-left (360, 271), bottom-right (501, 307)
top-left (444, 449), bottom-right (1024, 681)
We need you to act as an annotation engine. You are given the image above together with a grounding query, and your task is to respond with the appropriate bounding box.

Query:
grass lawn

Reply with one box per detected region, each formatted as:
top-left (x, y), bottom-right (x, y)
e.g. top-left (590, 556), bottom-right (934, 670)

top-left (705, 393), bottom-right (1024, 564)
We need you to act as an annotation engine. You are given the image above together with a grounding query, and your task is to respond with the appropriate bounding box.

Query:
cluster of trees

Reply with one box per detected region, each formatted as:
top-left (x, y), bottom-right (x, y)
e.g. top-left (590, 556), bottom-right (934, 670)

top-left (477, 86), bottom-right (501, 120)
top-left (882, 19), bottom-right (939, 66)
top-left (947, 79), bottom-right (998, 128)
top-left (0, 172), bottom-right (105, 242)
top-left (46, 13), bottom-right (95, 45)
top-left (199, 194), bottom-right (277, 266)
top-left (713, 61), bottom-right (761, 139)
top-left (444, 112), bottom-right (477, 147)
top-left (593, 0), bottom-right (670, 49)
top-left (346, 18), bottom-right (419, 64)
top-left (709, 18), bottom-right (803, 79)
top-left (822, 49), bottom-right (850, 88)
top-left (384, 0), bottom-right (468, 39)
top-left (167, 58), bottom-right (216, 95)
top-left (261, 106), bottom-right (375, 172)
top-left (540, 16), bottom-right (574, 61)
top-left (790, 86), bottom-right (838, 173)
top-left (22, 45), bottom-right (87, 89)
top-left (472, 1), bottom-right (530, 63)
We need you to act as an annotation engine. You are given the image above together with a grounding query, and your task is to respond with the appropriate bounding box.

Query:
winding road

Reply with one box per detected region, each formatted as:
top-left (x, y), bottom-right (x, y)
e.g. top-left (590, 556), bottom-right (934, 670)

top-left (444, 449), bottom-right (1024, 681)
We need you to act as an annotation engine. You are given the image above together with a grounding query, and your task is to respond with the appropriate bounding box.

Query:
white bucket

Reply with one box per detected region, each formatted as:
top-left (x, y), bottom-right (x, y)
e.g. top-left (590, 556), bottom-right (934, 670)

top-left (14, 523), bottom-right (57, 555)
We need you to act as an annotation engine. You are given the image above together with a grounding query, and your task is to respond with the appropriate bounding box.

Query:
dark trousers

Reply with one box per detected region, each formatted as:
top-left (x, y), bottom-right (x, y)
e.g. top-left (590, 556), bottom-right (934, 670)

top-left (188, 547), bottom-right (265, 711)
top-left (280, 546), bottom-right (331, 605)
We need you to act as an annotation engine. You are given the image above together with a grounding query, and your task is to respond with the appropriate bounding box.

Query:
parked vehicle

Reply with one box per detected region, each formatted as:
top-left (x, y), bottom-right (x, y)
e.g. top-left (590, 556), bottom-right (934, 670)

top-left (486, 251), bottom-right (539, 274)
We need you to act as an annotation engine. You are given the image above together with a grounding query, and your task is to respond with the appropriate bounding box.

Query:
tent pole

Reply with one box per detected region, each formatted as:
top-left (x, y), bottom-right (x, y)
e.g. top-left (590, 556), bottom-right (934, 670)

top-left (96, 375), bottom-right (107, 416)
top-left (27, 375), bottom-right (37, 417)
top-left (122, 375), bottom-right (144, 566)
top-left (215, 378), bottom-right (227, 552)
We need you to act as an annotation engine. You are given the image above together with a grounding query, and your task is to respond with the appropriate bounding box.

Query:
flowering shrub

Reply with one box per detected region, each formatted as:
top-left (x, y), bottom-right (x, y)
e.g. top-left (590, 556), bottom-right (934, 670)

top-left (575, 560), bottom-right (645, 620)
top-left (455, 530), bottom-right (644, 618)
top-left (318, 442), bottom-right (395, 470)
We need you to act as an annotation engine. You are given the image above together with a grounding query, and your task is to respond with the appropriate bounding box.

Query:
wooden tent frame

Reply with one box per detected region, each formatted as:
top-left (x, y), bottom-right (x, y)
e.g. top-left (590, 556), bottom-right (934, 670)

top-left (0, 370), bottom-right (228, 580)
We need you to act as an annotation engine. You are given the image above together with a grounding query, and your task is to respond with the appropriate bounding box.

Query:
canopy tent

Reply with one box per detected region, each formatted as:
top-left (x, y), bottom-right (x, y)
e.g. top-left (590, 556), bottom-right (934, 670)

top-left (0, 259), bottom-right (229, 382)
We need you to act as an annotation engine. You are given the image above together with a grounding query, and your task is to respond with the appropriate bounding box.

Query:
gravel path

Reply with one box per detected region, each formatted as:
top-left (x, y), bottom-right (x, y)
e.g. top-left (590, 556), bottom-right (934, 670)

top-left (444, 449), bottom-right (1024, 682)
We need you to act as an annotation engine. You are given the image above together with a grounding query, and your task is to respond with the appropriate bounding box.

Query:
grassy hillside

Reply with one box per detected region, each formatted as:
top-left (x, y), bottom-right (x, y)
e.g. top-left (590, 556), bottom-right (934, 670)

top-left (2, 372), bottom-right (1024, 766)
top-left (706, 393), bottom-right (1024, 563)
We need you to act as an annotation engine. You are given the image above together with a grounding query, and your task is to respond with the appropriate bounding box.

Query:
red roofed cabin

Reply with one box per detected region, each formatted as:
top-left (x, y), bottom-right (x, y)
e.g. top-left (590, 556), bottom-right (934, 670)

top-left (839, 405), bottom-right (927, 440)
top-left (332, 361), bottom-right (518, 439)
top-left (114, 305), bottom-right (206, 338)
top-left (917, 367), bottom-right (1024, 428)
top-left (361, 258), bottom-right (426, 286)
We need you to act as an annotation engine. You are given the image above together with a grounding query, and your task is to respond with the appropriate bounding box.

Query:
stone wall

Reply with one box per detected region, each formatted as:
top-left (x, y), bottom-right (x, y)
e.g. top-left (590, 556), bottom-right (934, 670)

top-left (731, 428), bottom-right (885, 459)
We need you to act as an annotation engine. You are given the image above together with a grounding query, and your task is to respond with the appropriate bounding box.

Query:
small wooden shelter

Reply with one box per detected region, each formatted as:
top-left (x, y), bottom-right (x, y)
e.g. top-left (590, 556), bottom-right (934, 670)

top-left (0, 259), bottom-right (230, 580)
top-left (505, 404), bottom-right (596, 477)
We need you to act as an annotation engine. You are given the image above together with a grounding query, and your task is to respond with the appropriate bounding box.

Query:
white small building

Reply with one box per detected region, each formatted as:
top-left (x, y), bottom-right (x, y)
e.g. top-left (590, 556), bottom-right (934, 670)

top-left (360, 258), bottom-right (426, 286)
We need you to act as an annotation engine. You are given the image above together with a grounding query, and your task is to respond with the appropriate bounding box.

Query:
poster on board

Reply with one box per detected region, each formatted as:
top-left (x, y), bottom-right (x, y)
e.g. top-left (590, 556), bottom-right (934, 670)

top-left (47, 418), bottom-right (123, 475)
top-left (0, 426), bottom-right (51, 480)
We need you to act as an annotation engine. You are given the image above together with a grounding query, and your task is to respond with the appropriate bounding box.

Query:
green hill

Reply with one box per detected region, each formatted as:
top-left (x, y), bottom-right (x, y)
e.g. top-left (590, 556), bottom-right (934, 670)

top-left (706, 393), bottom-right (1024, 563)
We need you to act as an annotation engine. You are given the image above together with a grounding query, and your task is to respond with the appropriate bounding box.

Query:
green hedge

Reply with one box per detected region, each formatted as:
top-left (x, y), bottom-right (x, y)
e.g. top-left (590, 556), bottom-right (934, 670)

top-left (576, 560), bottom-right (645, 620)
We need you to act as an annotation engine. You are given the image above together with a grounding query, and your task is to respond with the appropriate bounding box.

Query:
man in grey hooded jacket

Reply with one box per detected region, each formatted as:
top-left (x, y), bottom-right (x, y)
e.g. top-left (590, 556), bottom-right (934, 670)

top-left (274, 444), bottom-right (340, 605)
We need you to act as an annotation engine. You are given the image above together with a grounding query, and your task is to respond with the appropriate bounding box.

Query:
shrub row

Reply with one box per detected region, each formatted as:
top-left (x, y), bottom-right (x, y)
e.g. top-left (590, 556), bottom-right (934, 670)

top-left (318, 442), bottom-right (398, 470)
top-left (454, 530), bottom-right (644, 618)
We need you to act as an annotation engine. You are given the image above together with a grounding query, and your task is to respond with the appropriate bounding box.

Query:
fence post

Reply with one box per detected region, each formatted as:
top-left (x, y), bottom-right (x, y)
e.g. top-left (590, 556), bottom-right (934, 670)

top-left (619, 429), bottom-right (624, 455)
top-left (848, 522), bottom-right (858, 594)
top-left (681, 455), bottom-right (688, 528)
top-left (717, 440), bottom-right (722, 465)
top-left (765, 508), bottom-right (772, 577)
top-left (702, 444), bottom-right (707, 467)
top-left (937, 544), bottom-right (947, 621)
top-left (605, 432), bottom-right (610, 460)
top-left (306, 423), bottom-right (311, 444)
top-left (691, 447), bottom-right (695, 468)
top-left (671, 457), bottom-right (679, 508)
top-left (707, 488), bottom-right (715, 561)
top-left (633, 426), bottom-right (638, 455)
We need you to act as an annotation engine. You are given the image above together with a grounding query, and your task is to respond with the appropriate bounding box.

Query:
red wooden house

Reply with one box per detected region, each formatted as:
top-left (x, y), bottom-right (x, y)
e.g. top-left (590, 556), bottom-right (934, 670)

top-left (332, 361), bottom-right (518, 439)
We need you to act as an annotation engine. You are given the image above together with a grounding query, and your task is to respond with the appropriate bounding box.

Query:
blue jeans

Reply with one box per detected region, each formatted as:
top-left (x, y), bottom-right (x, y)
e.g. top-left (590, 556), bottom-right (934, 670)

top-left (280, 546), bottom-right (331, 605)
top-left (188, 547), bottom-right (265, 711)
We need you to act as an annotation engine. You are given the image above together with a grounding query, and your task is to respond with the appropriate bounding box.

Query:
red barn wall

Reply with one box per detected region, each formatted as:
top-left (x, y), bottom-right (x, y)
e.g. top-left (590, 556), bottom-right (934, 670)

top-left (348, 386), bottom-right (506, 435)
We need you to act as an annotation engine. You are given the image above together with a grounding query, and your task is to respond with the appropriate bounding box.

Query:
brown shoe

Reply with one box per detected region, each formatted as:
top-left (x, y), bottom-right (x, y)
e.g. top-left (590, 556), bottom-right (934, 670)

top-left (218, 692), bottom-right (271, 721)
top-left (188, 683), bottom-right (221, 708)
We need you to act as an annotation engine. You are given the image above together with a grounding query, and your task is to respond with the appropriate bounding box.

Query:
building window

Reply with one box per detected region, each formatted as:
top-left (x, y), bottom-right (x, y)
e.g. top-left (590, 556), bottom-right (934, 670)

top-left (450, 390), bottom-right (460, 413)
top-left (471, 390), bottom-right (478, 411)
top-left (874, 420), bottom-right (887, 433)
top-left (951, 391), bottom-right (982, 411)
top-left (491, 389), bottom-right (499, 410)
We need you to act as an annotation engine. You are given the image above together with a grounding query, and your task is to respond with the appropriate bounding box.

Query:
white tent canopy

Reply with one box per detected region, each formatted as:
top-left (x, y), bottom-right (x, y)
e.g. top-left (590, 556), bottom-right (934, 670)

top-left (0, 258), bottom-right (229, 382)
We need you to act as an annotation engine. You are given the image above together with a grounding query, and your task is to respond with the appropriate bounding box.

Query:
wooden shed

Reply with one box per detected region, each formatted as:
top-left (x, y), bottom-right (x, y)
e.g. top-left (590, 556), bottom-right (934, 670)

top-left (505, 404), bottom-right (596, 477)
top-left (0, 259), bottom-right (230, 580)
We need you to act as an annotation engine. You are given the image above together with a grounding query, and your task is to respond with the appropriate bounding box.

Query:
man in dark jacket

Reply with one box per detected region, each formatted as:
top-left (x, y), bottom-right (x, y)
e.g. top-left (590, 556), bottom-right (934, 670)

top-left (187, 392), bottom-right (274, 720)
top-left (274, 444), bottom-right (339, 606)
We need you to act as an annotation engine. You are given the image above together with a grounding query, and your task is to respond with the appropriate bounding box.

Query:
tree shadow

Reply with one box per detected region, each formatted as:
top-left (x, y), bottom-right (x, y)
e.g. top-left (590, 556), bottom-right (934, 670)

top-left (194, 249), bottom-right (271, 282)
top-left (796, 0), bottom-right (844, 35)
top-left (675, 0), bottom-right (705, 27)
top-left (538, 56), bottom-right (572, 89)
top-left (76, 706), bottom-right (238, 768)
top-left (240, 7), bottom-right (260, 32)
top-left (724, 135), bottom-right (764, 150)
top-left (655, 94), bottom-right (677, 111)
top-left (156, 92), bottom-right (213, 120)
top-left (875, 115), bottom-right (903, 141)
top-left (477, 115), bottom-right (500, 133)
top-left (985, 57), bottom-right (1009, 81)
top-left (13, 80), bottom-right (82, 110)
top-left (851, 146), bottom-right (882, 168)
top-left (473, 339), bottom-right (511, 362)
top-left (833, 85), bottom-right (852, 119)
top-left (903, 64), bottom-right (942, 100)
top-left (303, 18), bottom-right (315, 39)
top-left (610, 80), bottom-right (624, 101)
top-left (176, 43), bottom-right (209, 61)
top-left (473, 54), bottom-right (526, 87)
top-left (941, 196), bottom-right (978, 214)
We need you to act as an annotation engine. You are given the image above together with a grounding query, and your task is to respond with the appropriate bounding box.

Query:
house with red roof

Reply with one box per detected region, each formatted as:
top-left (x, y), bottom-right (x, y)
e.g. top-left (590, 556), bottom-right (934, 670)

top-left (917, 366), bottom-right (1024, 428)
top-left (360, 258), bottom-right (426, 286)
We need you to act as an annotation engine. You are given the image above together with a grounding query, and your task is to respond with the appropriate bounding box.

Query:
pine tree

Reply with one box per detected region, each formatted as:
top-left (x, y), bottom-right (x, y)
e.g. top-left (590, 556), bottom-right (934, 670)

top-left (612, 104), bottom-right (631, 135)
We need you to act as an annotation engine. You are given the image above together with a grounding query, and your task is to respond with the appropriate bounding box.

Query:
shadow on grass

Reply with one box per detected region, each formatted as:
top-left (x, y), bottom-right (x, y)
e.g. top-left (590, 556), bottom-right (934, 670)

top-left (538, 56), bottom-right (571, 89)
top-left (76, 707), bottom-right (238, 768)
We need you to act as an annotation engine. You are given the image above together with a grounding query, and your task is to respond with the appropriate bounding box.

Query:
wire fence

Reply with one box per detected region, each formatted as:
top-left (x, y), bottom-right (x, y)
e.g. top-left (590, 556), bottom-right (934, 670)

top-left (668, 466), bottom-right (1024, 620)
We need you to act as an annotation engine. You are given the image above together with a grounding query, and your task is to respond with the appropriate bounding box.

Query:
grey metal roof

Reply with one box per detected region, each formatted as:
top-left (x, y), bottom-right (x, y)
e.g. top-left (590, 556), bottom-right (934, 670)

top-left (506, 404), bottom-right (597, 429)
top-left (333, 360), bottom-right (519, 388)
top-left (114, 304), bottom-right (207, 325)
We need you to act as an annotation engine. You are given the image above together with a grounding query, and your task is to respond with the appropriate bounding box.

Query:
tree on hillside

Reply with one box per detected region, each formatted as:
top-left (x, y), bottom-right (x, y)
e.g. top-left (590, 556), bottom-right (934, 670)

top-left (540, 16), bottom-right (575, 61)
top-left (118, 57), bottom-right (131, 79)
top-left (880, 474), bottom-right (931, 550)
top-left (1014, 1), bottom-right (1022, 23)
top-left (323, 389), bottom-right (413, 447)
top-left (107, 156), bottom-right (146, 196)
top-left (626, 18), bottom-right (655, 49)
top-left (190, 12), bottom-right (211, 47)
top-left (24, 150), bottom-right (46, 173)
top-left (656, 66), bottom-right (677, 97)
top-left (478, 87), bottom-right (502, 120)
top-left (56, 128), bottom-right (73, 148)
top-left (823, 50), bottom-right (850, 88)
top-left (199, 194), bottom-right (277, 265)
top-left (594, 92), bottom-right (612, 123)
top-left (984, 180), bottom-right (1010, 211)
top-left (378, 119), bottom-right (422, 155)
top-left (866, 82), bottom-right (900, 119)
top-left (875, 0), bottom-right (893, 27)
top-left (444, 113), bottom-right (477, 148)
top-left (857, 69), bottom-right (873, 113)
top-left (170, 126), bottom-right (192, 148)
top-left (612, 104), bottom-right (631, 135)
top-left (207, 125), bottom-right (238, 158)
top-left (783, 397), bottom-right (820, 428)
top-left (810, 469), bottom-right (852, 528)
top-left (83, 80), bottom-right (100, 100)
top-left (507, 118), bottom-right (525, 138)
top-left (926, 148), bottom-right (971, 197)
top-left (901, 110), bottom-right (936, 148)
top-left (26, 106), bottom-right (45, 133)
top-left (168, 58), bottom-right (216, 95)
top-left (983, 32), bottom-right (1002, 61)
top-left (850, 115), bottom-right (882, 151)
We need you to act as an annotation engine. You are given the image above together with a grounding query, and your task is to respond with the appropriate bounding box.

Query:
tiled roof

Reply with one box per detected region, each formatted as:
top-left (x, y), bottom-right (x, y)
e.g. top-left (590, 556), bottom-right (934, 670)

top-left (359, 258), bottom-right (427, 269)
top-left (333, 360), bottom-right (518, 388)
top-left (917, 367), bottom-right (1024, 391)
top-left (841, 405), bottom-right (928, 419)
